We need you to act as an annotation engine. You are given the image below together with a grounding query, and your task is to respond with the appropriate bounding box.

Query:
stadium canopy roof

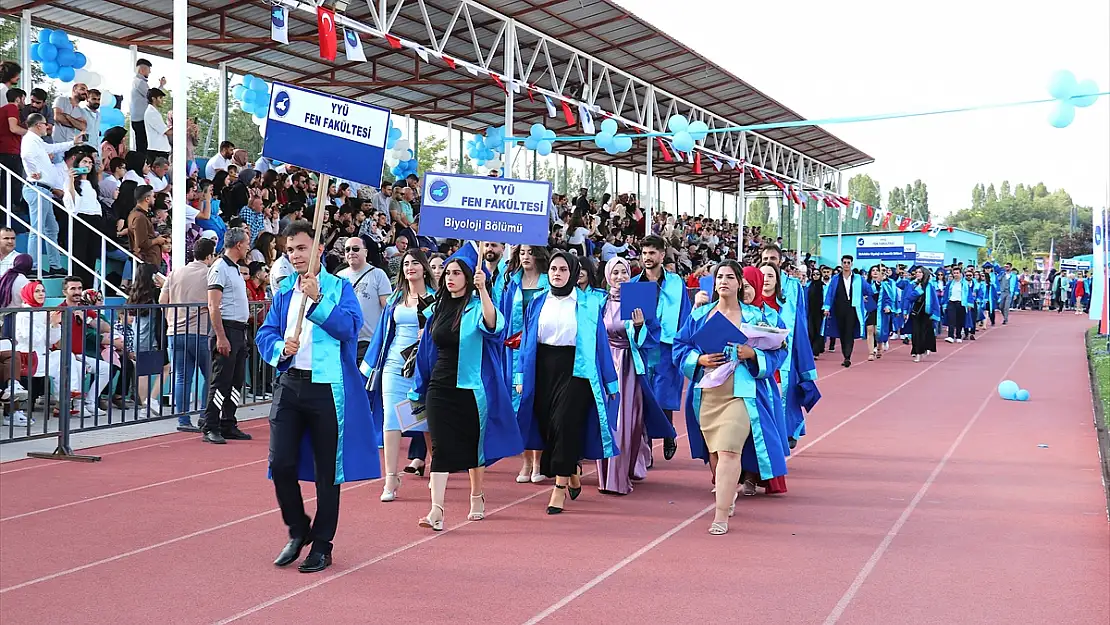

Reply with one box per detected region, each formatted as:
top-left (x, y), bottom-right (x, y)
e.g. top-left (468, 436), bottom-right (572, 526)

top-left (4, 0), bottom-right (873, 194)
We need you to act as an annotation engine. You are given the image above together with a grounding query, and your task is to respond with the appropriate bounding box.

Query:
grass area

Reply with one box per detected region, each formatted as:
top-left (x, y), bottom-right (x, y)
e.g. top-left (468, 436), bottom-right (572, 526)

top-left (1087, 327), bottom-right (1110, 428)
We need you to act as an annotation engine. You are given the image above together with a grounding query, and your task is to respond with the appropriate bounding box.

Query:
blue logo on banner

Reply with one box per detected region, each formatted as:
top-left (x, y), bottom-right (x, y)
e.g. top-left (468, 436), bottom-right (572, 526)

top-left (428, 179), bottom-right (450, 203)
top-left (271, 7), bottom-right (285, 27)
top-left (274, 91), bottom-right (291, 117)
top-left (857, 237), bottom-right (865, 245)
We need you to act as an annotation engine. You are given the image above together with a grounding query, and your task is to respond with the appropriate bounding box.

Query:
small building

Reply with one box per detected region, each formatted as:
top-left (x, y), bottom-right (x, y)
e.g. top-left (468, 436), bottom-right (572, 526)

top-left (817, 228), bottom-right (987, 271)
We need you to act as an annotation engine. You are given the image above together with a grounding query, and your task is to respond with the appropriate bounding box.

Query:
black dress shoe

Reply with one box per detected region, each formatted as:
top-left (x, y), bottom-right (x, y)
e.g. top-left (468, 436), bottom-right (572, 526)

top-left (274, 537), bottom-right (308, 567)
top-left (298, 551), bottom-right (332, 573)
top-left (842, 359), bottom-right (851, 368)
top-left (788, 437), bottom-right (797, 450)
top-left (222, 427), bottom-right (253, 441)
top-left (663, 437), bottom-right (677, 460)
top-left (176, 424), bottom-right (200, 433)
top-left (203, 431), bottom-right (226, 444)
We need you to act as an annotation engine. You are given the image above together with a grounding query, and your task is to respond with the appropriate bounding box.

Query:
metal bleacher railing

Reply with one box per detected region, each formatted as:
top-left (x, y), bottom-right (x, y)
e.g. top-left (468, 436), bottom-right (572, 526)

top-left (2, 161), bottom-right (143, 298)
top-left (0, 301), bottom-right (275, 461)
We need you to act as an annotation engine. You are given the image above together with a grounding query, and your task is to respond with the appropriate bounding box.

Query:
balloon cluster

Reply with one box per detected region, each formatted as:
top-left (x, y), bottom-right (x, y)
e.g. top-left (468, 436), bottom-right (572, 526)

top-left (998, 380), bottom-right (1030, 402)
top-left (97, 94), bottom-right (126, 133)
top-left (666, 115), bottom-right (709, 153)
top-left (592, 119), bottom-right (633, 155)
top-left (385, 119), bottom-right (402, 149)
top-left (1047, 70), bottom-right (1100, 128)
top-left (232, 75), bottom-right (272, 134)
top-left (525, 123), bottom-right (556, 156)
top-left (388, 140), bottom-right (418, 179)
top-left (31, 29), bottom-right (99, 86)
top-left (466, 125), bottom-right (507, 171)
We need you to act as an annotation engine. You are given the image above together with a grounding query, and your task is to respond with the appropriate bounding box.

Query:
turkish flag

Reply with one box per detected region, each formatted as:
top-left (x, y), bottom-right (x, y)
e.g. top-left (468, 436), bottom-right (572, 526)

top-left (317, 6), bottom-right (337, 61)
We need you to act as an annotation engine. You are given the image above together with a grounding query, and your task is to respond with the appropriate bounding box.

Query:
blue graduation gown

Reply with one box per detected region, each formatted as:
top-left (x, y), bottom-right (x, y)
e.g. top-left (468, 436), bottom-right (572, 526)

top-left (516, 289), bottom-right (621, 460)
top-left (673, 302), bottom-right (789, 480)
top-left (821, 273), bottom-right (873, 339)
top-left (631, 270), bottom-right (692, 411)
top-left (863, 279), bottom-right (898, 343)
top-left (601, 294), bottom-right (676, 441)
top-left (359, 287), bottom-right (435, 445)
top-left (775, 276), bottom-right (819, 440)
top-left (256, 270), bottom-right (381, 484)
top-left (497, 269), bottom-right (549, 412)
top-left (408, 293), bottom-right (523, 466)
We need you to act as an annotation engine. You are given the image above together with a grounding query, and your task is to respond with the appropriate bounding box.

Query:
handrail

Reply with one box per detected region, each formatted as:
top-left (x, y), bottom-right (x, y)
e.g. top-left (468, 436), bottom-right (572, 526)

top-left (1, 161), bottom-right (145, 297)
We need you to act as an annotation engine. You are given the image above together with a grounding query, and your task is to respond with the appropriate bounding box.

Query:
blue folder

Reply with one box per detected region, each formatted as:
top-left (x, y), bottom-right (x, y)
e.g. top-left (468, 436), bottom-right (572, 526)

top-left (691, 311), bottom-right (748, 355)
top-left (699, 275), bottom-right (714, 296)
top-left (619, 282), bottom-right (658, 321)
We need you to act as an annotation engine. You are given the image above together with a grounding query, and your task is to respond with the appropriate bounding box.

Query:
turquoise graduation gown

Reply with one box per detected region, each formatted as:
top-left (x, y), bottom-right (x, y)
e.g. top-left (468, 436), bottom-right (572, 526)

top-left (497, 269), bottom-right (549, 412)
top-left (515, 288), bottom-right (621, 460)
top-left (902, 279), bottom-right (943, 322)
top-left (408, 293), bottom-right (523, 466)
top-left (632, 270), bottom-right (692, 411)
top-left (256, 270), bottom-right (382, 484)
top-left (863, 279), bottom-right (898, 343)
top-left (821, 273), bottom-right (873, 339)
top-left (359, 287), bottom-right (435, 445)
top-left (673, 301), bottom-right (790, 480)
top-left (775, 276), bottom-right (820, 440)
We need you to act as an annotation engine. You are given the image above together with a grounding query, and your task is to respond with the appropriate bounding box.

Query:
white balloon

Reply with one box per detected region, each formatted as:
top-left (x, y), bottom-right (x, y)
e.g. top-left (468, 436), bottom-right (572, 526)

top-left (393, 139), bottom-right (410, 153)
top-left (85, 72), bottom-right (102, 88)
top-left (73, 68), bottom-right (90, 83)
top-left (391, 148), bottom-right (408, 161)
top-left (385, 153), bottom-right (399, 166)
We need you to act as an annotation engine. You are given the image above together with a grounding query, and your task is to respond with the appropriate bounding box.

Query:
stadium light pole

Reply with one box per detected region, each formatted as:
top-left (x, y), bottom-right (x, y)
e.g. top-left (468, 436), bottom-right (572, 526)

top-left (171, 0), bottom-right (187, 273)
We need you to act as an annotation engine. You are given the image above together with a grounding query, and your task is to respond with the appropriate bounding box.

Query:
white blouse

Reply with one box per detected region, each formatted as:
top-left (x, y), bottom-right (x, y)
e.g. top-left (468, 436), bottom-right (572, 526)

top-left (63, 180), bottom-right (103, 216)
top-left (15, 309), bottom-right (61, 377)
top-left (537, 290), bottom-right (578, 347)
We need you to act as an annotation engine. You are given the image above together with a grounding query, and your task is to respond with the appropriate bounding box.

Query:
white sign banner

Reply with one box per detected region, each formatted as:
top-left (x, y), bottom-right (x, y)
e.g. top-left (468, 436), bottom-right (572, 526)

top-left (1091, 201), bottom-right (1106, 321)
top-left (857, 235), bottom-right (904, 248)
top-left (267, 83), bottom-right (390, 148)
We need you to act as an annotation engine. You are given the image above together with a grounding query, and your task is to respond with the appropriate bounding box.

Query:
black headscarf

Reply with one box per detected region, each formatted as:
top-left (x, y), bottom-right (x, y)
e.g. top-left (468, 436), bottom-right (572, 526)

top-left (549, 251), bottom-right (580, 297)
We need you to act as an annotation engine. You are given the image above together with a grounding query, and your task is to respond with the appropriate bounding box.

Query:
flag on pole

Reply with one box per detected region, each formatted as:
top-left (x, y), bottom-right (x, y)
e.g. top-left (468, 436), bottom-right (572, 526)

top-left (1091, 196), bottom-right (1107, 326)
top-left (1045, 238), bottom-right (1055, 281)
top-left (852, 201), bottom-right (863, 219)
top-left (270, 5), bottom-right (289, 44)
top-left (578, 105), bottom-right (595, 134)
top-left (871, 208), bottom-right (884, 227)
top-left (343, 28), bottom-right (366, 62)
top-left (414, 47), bottom-right (430, 63)
top-left (543, 95), bottom-right (557, 118)
top-left (928, 225), bottom-right (941, 237)
top-left (561, 100), bottom-right (576, 126)
top-left (656, 138), bottom-right (673, 162)
top-left (316, 6), bottom-right (337, 61)
top-left (384, 34), bottom-right (402, 49)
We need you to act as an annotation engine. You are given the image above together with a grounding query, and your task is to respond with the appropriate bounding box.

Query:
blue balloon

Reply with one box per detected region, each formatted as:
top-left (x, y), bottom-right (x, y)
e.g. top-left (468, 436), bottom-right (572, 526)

top-left (524, 136), bottom-right (539, 150)
top-left (672, 131), bottom-right (695, 153)
top-left (594, 132), bottom-right (614, 150)
top-left (530, 123), bottom-right (546, 137)
top-left (1048, 101), bottom-right (1075, 128)
top-left (667, 114), bottom-right (689, 132)
top-left (542, 128), bottom-right (556, 140)
top-left (389, 127), bottom-right (403, 140)
top-left (604, 143), bottom-right (621, 155)
top-left (49, 30), bottom-right (69, 47)
top-left (38, 43), bottom-right (57, 61)
top-left (30, 44), bottom-right (42, 62)
top-left (537, 140), bottom-right (552, 156)
top-left (615, 136), bottom-right (633, 152)
top-left (55, 39), bottom-right (73, 53)
top-left (1047, 69), bottom-right (1077, 100)
top-left (600, 118), bottom-right (618, 135)
top-left (998, 380), bottom-right (1019, 400)
top-left (243, 90), bottom-right (257, 105)
top-left (41, 60), bottom-right (59, 75)
top-left (1071, 79), bottom-right (1099, 108)
top-left (56, 49), bottom-right (76, 68)
top-left (1015, 389), bottom-right (1030, 402)
top-left (232, 84), bottom-right (247, 100)
top-left (688, 120), bottom-right (709, 141)
top-left (38, 29), bottom-right (54, 44)
top-left (57, 66), bottom-right (75, 83)
top-left (73, 52), bottom-right (87, 69)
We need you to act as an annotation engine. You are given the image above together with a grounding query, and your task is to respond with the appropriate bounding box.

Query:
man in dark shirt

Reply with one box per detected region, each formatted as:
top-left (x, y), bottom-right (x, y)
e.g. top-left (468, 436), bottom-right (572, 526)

top-left (127, 185), bottom-right (167, 269)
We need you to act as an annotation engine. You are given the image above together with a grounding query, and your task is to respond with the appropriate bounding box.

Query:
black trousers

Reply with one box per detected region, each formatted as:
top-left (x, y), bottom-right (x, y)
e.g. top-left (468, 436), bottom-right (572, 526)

top-left (71, 213), bottom-right (103, 289)
top-left (131, 121), bottom-right (148, 154)
top-left (834, 310), bottom-right (857, 361)
top-left (947, 305), bottom-right (966, 339)
top-left (0, 153), bottom-right (25, 212)
top-left (269, 373), bottom-right (341, 555)
top-left (202, 322), bottom-right (247, 433)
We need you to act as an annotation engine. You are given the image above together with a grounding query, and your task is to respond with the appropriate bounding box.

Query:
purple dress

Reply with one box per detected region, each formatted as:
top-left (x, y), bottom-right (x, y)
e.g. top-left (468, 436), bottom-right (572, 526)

top-left (596, 300), bottom-right (651, 494)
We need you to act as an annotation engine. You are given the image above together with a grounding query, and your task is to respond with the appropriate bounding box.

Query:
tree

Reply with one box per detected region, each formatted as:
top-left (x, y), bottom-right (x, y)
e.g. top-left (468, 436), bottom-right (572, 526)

top-left (576, 161), bottom-right (608, 200)
top-left (907, 179), bottom-right (930, 221)
top-left (1, 18), bottom-right (63, 101)
top-left (456, 155), bottom-right (476, 175)
top-left (887, 187), bottom-right (906, 215)
top-left (414, 135), bottom-right (447, 178)
top-left (746, 195), bottom-right (771, 228)
top-left (181, 77), bottom-right (263, 161)
top-left (847, 173), bottom-right (881, 207)
top-left (948, 182), bottom-right (1092, 267)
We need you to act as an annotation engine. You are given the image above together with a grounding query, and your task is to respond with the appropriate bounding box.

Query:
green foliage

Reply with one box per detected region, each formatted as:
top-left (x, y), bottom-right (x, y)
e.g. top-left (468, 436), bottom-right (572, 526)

top-left (1087, 326), bottom-right (1110, 429)
top-left (745, 195), bottom-right (771, 228)
top-left (415, 135), bottom-right (447, 178)
top-left (949, 180), bottom-right (1092, 266)
top-left (847, 174), bottom-right (881, 207)
top-left (1, 18), bottom-right (60, 101)
top-left (185, 77), bottom-right (263, 160)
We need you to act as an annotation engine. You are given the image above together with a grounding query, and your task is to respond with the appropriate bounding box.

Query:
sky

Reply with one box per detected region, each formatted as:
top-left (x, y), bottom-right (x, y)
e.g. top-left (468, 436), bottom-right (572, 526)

top-left (33, 0), bottom-right (1110, 219)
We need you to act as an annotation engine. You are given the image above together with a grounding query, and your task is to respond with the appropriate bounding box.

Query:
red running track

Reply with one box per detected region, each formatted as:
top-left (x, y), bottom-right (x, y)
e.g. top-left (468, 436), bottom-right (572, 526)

top-left (0, 312), bottom-right (1106, 624)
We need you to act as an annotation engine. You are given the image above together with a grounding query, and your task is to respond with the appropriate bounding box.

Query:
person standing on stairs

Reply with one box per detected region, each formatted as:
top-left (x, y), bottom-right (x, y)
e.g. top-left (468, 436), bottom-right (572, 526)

top-left (20, 112), bottom-right (85, 276)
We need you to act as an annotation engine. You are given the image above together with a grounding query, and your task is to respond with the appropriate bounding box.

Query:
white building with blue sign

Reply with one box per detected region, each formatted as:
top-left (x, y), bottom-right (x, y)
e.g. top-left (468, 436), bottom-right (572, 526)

top-left (818, 228), bottom-right (987, 270)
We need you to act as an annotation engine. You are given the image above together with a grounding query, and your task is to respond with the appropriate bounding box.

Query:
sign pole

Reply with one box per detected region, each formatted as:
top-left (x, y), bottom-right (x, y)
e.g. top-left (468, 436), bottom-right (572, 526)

top-left (292, 172), bottom-right (331, 341)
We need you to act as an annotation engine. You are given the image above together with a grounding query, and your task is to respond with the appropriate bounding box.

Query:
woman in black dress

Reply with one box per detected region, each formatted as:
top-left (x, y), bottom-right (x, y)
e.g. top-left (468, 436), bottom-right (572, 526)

top-left (806, 268), bottom-right (827, 358)
top-left (409, 255), bottom-right (521, 530)
top-left (906, 266), bottom-right (940, 363)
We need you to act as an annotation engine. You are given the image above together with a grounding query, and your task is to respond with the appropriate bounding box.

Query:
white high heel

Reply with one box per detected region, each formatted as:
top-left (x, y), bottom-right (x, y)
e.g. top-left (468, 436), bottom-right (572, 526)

top-left (380, 473), bottom-right (401, 502)
top-left (516, 464), bottom-right (532, 483)
top-left (468, 494), bottom-right (486, 521)
top-left (418, 504), bottom-right (444, 531)
top-left (530, 469), bottom-right (545, 483)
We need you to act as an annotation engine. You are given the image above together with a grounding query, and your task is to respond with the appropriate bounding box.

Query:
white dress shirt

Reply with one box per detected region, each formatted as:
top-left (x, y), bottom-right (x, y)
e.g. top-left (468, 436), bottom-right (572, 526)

top-left (284, 277), bottom-right (315, 370)
top-left (20, 133), bottom-right (75, 190)
top-left (63, 180), bottom-right (102, 216)
top-left (841, 272), bottom-right (852, 299)
top-left (949, 279), bottom-right (964, 302)
top-left (205, 153), bottom-right (231, 179)
top-left (537, 289), bottom-right (578, 347)
top-left (143, 104), bottom-right (170, 152)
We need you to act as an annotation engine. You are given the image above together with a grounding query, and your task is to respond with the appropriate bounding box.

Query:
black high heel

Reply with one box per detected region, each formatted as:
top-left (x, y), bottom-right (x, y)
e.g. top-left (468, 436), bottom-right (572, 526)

top-left (547, 485), bottom-right (567, 515)
top-left (568, 465), bottom-right (582, 500)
